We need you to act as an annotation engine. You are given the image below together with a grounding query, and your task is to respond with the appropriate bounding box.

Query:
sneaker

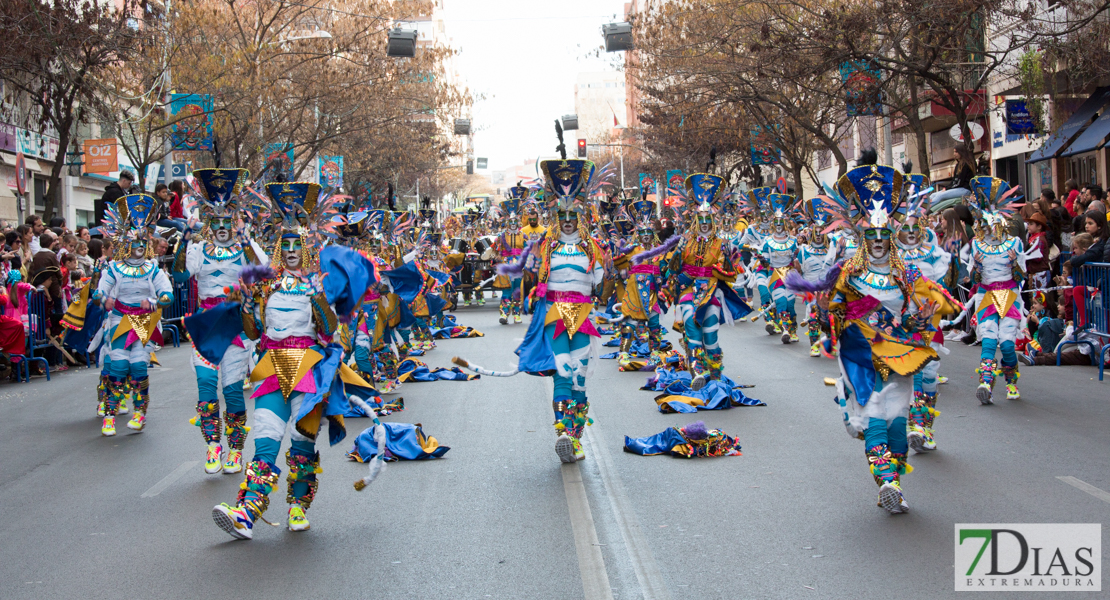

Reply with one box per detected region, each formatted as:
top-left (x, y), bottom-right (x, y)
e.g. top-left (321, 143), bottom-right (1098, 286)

top-left (477, 296), bottom-right (485, 306)
top-left (555, 434), bottom-right (577, 463)
top-left (118, 399), bottom-right (130, 415)
top-left (907, 426), bottom-right (935, 453)
top-left (514, 314), bottom-right (522, 324)
top-left (1006, 383), bottom-right (1020, 401)
top-left (287, 505), bottom-right (310, 532)
top-left (878, 482), bottom-right (908, 514)
top-left (789, 333), bottom-right (799, 343)
top-left (205, 443), bottom-right (224, 474)
top-left (809, 343), bottom-right (821, 357)
top-left (1017, 353), bottom-right (1034, 367)
top-left (976, 383), bottom-right (993, 405)
top-left (765, 323), bottom-right (776, 335)
top-left (212, 503), bottom-right (254, 540)
top-left (101, 415), bottom-right (116, 437)
top-left (572, 438), bottom-right (585, 461)
top-left (937, 375), bottom-right (949, 385)
top-left (97, 402), bottom-right (105, 417)
top-left (690, 373), bottom-right (707, 391)
top-left (498, 315), bottom-right (508, 325)
top-left (223, 449), bottom-right (243, 474)
top-left (126, 412), bottom-right (146, 432)
top-left (781, 331), bottom-right (791, 344)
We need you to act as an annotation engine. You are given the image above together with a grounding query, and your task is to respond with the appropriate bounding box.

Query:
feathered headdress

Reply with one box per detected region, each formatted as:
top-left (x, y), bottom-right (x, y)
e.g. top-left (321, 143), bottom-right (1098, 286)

top-left (835, 164), bottom-right (907, 231)
top-left (540, 159), bottom-right (596, 215)
top-left (262, 181), bottom-right (344, 271)
top-left (967, 176), bottom-right (1023, 237)
top-left (768, 192), bottom-right (795, 221)
top-left (104, 193), bottom-right (161, 259)
top-left (628, 199), bottom-right (656, 231)
top-left (189, 168), bottom-right (249, 219)
top-left (748, 187), bottom-right (776, 222)
top-left (902, 173), bottom-right (932, 222)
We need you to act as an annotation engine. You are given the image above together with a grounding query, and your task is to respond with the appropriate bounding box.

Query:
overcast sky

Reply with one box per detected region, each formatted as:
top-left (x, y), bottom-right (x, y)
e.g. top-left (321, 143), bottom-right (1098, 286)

top-left (440, 0), bottom-right (628, 173)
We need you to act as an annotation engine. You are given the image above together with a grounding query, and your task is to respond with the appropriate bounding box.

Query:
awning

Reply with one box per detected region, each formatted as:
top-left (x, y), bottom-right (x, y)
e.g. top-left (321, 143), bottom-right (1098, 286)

top-left (1060, 107), bottom-right (1110, 157)
top-left (0, 152), bottom-right (43, 172)
top-left (1028, 86), bottom-right (1110, 163)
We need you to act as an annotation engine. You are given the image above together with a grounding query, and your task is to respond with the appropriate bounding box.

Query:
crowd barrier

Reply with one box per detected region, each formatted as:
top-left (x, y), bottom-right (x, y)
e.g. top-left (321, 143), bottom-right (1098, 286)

top-left (1059, 262), bottom-right (1110, 381)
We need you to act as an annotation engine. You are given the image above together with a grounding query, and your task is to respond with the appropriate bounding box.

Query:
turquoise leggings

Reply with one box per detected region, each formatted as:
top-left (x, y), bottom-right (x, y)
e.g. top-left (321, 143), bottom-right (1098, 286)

top-left (546, 322), bottom-right (589, 403)
top-left (195, 364), bottom-right (246, 413)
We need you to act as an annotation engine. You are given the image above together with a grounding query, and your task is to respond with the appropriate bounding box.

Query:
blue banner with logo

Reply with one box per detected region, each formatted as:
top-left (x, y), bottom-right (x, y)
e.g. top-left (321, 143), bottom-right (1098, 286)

top-left (1005, 100), bottom-right (1036, 136)
top-left (318, 155), bottom-right (344, 188)
top-left (638, 173), bottom-right (657, 200)
top-left (263, 143), bottom-right (295, 180)
top-left (169, 94), bottom-right (214, 151)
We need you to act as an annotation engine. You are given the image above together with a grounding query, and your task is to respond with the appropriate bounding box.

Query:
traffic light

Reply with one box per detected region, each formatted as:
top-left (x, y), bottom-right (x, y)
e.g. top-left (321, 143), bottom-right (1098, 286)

top-left (577, 139), bottom-right (587, 158)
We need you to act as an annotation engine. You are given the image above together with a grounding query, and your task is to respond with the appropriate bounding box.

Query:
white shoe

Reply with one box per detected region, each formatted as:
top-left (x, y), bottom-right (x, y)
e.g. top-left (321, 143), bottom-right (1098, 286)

top-left (555, 434), bottom-right (577, 463)
top-left (878, 483), bottom-right (908, 514)
top-left (690, 373), bottom-right (707, 391)
top-left (976, 383), bottom-right (993, 405)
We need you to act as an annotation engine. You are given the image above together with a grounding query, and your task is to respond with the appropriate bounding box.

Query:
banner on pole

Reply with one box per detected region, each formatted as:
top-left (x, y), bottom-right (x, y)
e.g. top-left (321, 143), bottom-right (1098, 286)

top-left (263, 144), bottom-right (295, 180)
top-left (750, 125), bottom-right (780, 166)
top-left (169, 94), bottom-right (214, 151)
top-left (318, 155), bottom-right (344, 188)
top-left (840, 60), bottom-right (882, 117)
top-left (638, 173), bottom-right (657, 201)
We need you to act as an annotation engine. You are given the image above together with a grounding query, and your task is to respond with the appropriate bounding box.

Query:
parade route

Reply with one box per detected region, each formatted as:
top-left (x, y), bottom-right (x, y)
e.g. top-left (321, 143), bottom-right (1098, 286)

top-left (1, 303), bottom-right (1106, 599)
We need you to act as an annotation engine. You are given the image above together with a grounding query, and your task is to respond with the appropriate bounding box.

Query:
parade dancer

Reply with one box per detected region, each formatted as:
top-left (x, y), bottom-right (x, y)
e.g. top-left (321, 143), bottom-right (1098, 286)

top-left (896, 173), bottom-right (958, 451)
top-left (666, 173), bottom-right (751, 391)
top-left (619, 198), bottom-right (672, 370)
top-left (452, 145), bottom-right (615, 463)
top-left (449, 213), bottom-right (490, 306)
top-left (794, 198), bottom-right (837, 357)
top-left (790, 161), bottom-right (958, 514)
top-left (212, 181), bottom-right (377, 539)
top-left (758, 191), bottom-right (800, 343)
top-left (491, 189), bottom-right (527, 324)
top-left (93, 194), bottom-right (174, 436)
top-left (964, 176), bottom-right (1029, 405)
top-left (739, 187), bottom-right (774, 324)
top-left (173, 168), bottom-right (267, 474)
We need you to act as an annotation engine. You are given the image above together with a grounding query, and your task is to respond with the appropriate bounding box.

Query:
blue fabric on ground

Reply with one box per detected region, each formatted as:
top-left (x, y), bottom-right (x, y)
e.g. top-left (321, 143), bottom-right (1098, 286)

top-left (397, 358), bottom-right (477, 381)
top-left (642, 368), bottom-right (765, 411)
top-left (623, 427), bottom-right (688, 455)
top-left (349, 422), bottom-right (449, 462)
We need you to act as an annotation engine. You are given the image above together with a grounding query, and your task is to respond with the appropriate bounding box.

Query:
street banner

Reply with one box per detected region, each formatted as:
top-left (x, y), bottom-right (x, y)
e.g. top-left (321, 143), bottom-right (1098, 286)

top-left (82, 138), bottom-right (118, 174)
top-left (665, 169), bottom-right (685, 206)
top-left (750, 125), bottom-right (780, 165)
top-left (169, 94), bottom-right (214, 151)
top-left (840, 60), bottom-right (882, 116)
top-left (318, 155), bottom-right (344, 189)
top-left (263, 143), bottom-right (295, 180)
top-left (638, 173), bottom-right (657, 201)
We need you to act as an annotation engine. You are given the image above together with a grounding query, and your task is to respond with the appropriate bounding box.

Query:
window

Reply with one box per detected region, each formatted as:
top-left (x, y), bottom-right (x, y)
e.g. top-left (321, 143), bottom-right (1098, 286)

top-left (33, 176), bottom-right (47, 213)
top-left (76, 209), bottom-right (93, 227)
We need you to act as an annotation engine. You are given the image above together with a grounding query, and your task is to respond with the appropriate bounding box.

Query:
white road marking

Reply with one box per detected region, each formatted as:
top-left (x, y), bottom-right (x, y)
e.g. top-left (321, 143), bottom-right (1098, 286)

top-left (141, 461), bottom-right (198, 498)
top-left (1057, 476), bottom-right (1110, 504)
top-left (586, 422), bottom-right (673, 600)
top-left (562, 462), bottom-right (614, 600)
top-left (545, 378), bottom-right (613, 600)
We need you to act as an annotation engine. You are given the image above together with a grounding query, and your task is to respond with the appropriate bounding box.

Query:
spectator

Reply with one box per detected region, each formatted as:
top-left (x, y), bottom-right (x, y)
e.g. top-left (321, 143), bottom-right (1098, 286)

top-left (15, 225), bottom-right (33, 272)
top-left (96, 171), bottom-right (133, 226)
top-left (25, 216), bottom-right (44, 254)
top-left (87, 238), bottom-right (104, 263)
top-left (48, 216), bottom-right (66, 230)
top-left (3, 231), bottom-right (22, 273)
top-left (38, 231), bottom-right (57, 254)
top-left (76, 226), bottom-right (91, 242)
top-left (1064, 179), bottom-right (1080, 216)
top-left (56, 233), bottom-right (77, 261)
top-left (931, 145), bottom-right (977, 206)
top-left (169, 179), bottom-right (187, 219)
top-left (1067, 210), bottom-right (1108, 271)
top-left (154, 183), bottom-right (187, 234)
top-left (74, 240), bottom-right (94, 274)
top-left (1024, 212), bottom-right (1050, 290)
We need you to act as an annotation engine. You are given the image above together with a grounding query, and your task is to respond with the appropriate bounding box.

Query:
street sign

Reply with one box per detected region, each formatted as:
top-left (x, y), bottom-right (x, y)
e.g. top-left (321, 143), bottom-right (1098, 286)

top-left (171, 163), bottom-right (191, 178)
top-left (14, 151), bottom-right (26, 196)
top-left (82, 138), bottom-right (117, 174)
top-left (476, 157), bottom-right (487, 169)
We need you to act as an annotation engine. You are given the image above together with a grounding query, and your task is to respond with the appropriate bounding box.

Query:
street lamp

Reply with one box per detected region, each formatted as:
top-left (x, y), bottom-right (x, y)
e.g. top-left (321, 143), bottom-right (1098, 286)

top-left (603, 22), bottom-right (633, 52)
top-left (387, 28), bottom-right (418, 57)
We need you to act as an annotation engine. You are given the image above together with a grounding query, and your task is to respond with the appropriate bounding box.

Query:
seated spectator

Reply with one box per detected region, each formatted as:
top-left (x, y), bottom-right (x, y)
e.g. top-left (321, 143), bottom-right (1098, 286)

top-left (1067, 210), bottom-right (1108, 272)
top-left (1024, 212), bottom-right (1050, 290)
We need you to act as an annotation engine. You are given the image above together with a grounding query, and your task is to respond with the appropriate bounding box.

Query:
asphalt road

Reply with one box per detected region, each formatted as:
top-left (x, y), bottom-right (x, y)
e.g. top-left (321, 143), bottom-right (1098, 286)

top-left (1, 301), bottom-right (1107, 599)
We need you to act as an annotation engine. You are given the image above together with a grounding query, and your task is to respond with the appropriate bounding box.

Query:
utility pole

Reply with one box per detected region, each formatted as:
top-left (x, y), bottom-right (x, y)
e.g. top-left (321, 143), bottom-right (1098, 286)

top-left (162, 0), bottom-right (174, 187)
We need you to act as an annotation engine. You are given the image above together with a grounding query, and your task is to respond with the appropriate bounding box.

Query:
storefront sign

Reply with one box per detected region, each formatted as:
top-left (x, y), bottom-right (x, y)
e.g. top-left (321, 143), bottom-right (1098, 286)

top-left (1005, 100), bottom-right (1036, 135)
top-left (82, 138), bottom-right (118, 174)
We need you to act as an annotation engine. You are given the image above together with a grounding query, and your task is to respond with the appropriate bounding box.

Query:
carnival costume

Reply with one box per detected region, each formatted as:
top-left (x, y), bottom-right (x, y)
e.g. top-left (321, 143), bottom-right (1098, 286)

top-left (211, 182), bottom-right (380, 539)
top-left (666, 174), bottom-right (751, 391)
top-left (740, 187), bottom-right (776, 325)
top-left (794, 197), bottom-right (838, 357)
top-left (789, 162), bottom-right (959, 514)
top-left (896, 174), bottom-right (956, 452)
top-left (173, 168), bottom-right (268, 474)
top-left (452, 155), bottom-right (614, 464)
top-left (491, 189), bottom-right (528, 324)
top-left (619, 198), bottom-right (671, 370)
top-left (963, 176), bottom-right (1030, 405)
top-left (757, 191), bottom-right (800, 343)
top-left (93, 194), bottom-right (174, 436)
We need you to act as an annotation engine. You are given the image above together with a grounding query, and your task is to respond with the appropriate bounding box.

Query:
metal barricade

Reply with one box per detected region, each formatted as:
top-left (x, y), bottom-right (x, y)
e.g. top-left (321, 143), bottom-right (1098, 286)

top-left (1058, 262), bottom-right (1109, 380)
top-left (159, 276), bottom-right (196, 348)
top-left (12, 291), bottom-right (54, 381)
